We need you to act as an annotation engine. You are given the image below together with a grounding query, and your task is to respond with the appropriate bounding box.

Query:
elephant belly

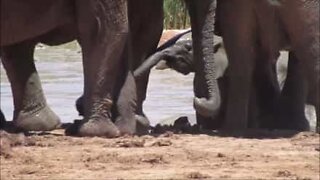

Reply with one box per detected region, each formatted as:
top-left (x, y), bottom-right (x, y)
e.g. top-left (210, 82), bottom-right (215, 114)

top-left (1, 0), bottom-right (74, 46)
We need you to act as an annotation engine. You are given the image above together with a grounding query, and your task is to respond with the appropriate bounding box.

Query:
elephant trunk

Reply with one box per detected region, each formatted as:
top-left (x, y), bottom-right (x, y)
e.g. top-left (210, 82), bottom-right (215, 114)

top-left (188, 0), bottom-right (221, 118)
top-left (134, 29), bottom-right (191, 77)
top-left (133, 51), bottom-right (165, 77)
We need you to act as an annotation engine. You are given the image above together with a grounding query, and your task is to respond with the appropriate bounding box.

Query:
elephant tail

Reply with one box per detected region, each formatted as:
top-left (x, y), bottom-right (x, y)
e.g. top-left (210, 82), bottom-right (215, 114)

top-left (134, 29), bottom-right (191, 77)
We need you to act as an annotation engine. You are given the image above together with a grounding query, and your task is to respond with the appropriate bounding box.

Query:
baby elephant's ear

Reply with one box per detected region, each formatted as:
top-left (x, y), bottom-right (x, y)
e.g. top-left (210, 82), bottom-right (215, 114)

top-left (155, 60), bottom-right (170, 70)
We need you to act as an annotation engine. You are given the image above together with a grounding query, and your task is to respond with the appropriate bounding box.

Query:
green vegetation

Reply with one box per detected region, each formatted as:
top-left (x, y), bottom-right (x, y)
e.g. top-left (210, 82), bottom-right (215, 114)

top-left (163, 0), bottom-right (190, 29)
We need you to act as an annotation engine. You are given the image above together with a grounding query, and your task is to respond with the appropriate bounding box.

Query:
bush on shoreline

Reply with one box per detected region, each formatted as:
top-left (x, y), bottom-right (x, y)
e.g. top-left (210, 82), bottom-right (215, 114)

top-left (164, 0), bottom-right (190, 29)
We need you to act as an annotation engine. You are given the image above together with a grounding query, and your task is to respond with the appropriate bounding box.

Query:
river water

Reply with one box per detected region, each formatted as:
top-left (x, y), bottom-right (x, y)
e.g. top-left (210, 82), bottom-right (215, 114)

top-left (0, 41), bottom-right (195, 126)
top-left (1, 40), bottom-right (316, 130)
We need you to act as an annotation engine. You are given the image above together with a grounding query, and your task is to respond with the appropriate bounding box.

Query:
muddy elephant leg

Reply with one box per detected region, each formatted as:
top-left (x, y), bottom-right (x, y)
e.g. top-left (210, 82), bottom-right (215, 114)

top-left (74, 0), bottom-right (128, 137)
top-left (114, 71), bottom-right (138, 135)
top-left (1, 42), bottom-right (60, 131)
top-left (276, 53), bottom-right (310, 130)
top-left (129, 0), bottom-right (164, 132)
top-left (279, 1), bottom-right (319, 131)
top-left (134, 74), bottom-right (152, 132)
top-left (222, 43), bottom-right (255, 130)
top-left (253, 50), bottom-right (281, 129)
top-left (186, 0), bottom-right (222, 129)
top-left (218, 1), bottom-right (257, 130)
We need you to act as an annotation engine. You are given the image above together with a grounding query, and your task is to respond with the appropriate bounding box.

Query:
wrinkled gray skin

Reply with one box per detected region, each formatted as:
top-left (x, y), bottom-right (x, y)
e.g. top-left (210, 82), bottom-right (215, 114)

top-left (158, 0), bottom-right (318, 131)
top-left (125, 0), bottom-right (319, 132)
top-left (77, 0), bottom-right (219, 133)
top-left (182, 0), bottom-right (220, 129)
top-left (138, 32), bottom-right (318, 130)
top-left (135, 34), bottom-right (274, 129)
top-left (1, 0), bottom-right (129, 137)
top-left (135, 35), bottom-right (229, 129)
top-left (125, 0), bottom-right (225, 130)
top-left (135, 34), bottom-right (227, 78)
top-left (209, 0), bottom-right (319, 131)
top-left (74, 0), bottom-right (164, 135)
top-left (112, 0), bottom-right (164, 135)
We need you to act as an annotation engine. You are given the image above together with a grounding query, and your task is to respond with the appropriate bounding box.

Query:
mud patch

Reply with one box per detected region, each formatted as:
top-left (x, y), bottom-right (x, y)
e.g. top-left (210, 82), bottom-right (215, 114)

top-left (186, 172), bottom-right (211, 179)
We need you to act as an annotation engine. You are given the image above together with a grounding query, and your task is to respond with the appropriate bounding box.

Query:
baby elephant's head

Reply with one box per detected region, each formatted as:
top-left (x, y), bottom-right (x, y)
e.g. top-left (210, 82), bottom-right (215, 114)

top-left (156, 40), bottom-right (225, 76)
top-left (133, 29), bottom-right (227, 79)
top-left (156, 40), bottom-right (194, 75)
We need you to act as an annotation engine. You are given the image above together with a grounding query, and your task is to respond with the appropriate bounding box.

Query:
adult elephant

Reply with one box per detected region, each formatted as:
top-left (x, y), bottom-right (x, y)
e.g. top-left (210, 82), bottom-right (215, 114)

top-left (74, 0), bottom-right (164, 135)
top-left (119, 0), bottom-right (220, 131)
top-left (111, 0), bottom-right (164, 135)
top-left (181, 0), bottom-right (226, 129)
top-left (135, 33), bottom-right (230, 129)
top-left (126, 0), bottom-right (219, 130)
top-left (135, 32), bottom-right (279, 130)
top-left (1, 0), bottom-right (129, 137)
top-left (138, 31), bottom-right (319, 130)
top-left (194, 0), bottom-right (319, 131)
top-left (114, 0), bottom-right (219, 132)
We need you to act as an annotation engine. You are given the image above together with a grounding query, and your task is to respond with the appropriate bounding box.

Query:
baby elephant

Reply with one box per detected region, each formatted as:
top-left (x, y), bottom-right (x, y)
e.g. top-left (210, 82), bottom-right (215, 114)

top-left (134, 31), bottom-right (228, 79)
top-left (135, 30), bottom-right (317, 131)
top-left (134, 32), bottom-right (230, 129)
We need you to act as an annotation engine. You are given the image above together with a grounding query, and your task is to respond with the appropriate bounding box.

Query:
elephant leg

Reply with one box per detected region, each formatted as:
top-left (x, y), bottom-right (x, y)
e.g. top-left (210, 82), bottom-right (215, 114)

top-left (276, 52), bottom-right (310, 130)
top-left (218, 0), bottom-right (256, 130)
top-left (129, 0), bottom-right (163, 131)
top-left (114, 72), bottom-right (138, 135)
top-left (278, 1), bottom-right (319, 131)
top-left (253, 50), bottom-right (281, 129)
top-left (134, 73), bottom-right (152, 132)
top-left (1, 41), bottom-right (60, 131)
top-left (74, 0), bottom-right (128, 137)
top-left (0, 109), bottom-right (6, 129)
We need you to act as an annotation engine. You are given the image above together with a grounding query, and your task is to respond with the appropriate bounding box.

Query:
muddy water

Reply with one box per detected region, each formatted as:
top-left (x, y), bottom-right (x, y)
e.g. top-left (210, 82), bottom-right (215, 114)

top-left (1, 40), bottom-right (316, 129)
top-left (0, 41), bottom-right (195, 126)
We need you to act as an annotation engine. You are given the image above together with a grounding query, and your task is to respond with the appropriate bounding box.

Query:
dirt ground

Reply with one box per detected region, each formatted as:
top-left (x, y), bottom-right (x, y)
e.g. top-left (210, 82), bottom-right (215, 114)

top-left (0, 127), bottom-right (319, 180)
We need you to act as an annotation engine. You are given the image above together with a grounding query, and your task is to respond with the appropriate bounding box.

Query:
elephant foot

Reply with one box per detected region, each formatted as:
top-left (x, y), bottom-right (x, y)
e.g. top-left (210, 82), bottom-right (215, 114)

top-left (114, 115), bottom-right (150, 136)
top-left (196, 113), bottom-right (222, 130)
top-left (78, 118), bottom-right (120, 138)
top-left (14, 105), bottom-right (61, 131)
top-left (135, 115), bottom-right (150, 135)
top-left (64, 119), bottom-right (83, 136)
top-left (275, 115), bottom-right (310, 131)
top-left (115, 116), bottom-right (136, 135)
